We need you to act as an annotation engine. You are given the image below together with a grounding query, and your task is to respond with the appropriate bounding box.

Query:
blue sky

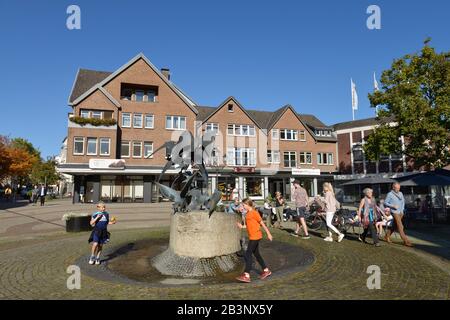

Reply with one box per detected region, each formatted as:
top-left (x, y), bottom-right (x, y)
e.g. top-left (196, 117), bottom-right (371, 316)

top-left (0, 0), bottom-right (449, 158)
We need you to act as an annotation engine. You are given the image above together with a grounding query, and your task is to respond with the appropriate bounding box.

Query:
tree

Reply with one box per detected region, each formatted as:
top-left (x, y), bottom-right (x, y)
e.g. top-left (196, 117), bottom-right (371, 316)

top-left (11, 138), bottom-right (41, 159)
top-left (365, 40), bottom-right (450, 169)
top-left (30, 159), bottom-right (60, 185)
top-left (0, 135), bottom-right (39, 184)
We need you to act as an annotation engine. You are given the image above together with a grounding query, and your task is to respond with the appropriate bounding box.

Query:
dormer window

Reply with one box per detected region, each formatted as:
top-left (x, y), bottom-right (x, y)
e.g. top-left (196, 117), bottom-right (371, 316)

top-left (121, 84), bottom-right (158, 102)
top-left (228, 104), bottom-right (234, 112)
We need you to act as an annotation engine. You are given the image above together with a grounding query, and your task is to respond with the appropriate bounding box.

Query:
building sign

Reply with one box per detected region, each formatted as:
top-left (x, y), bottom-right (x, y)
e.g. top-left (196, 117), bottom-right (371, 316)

top-left (291, 168), bottom-right (321, 176)
top-left (233, 167), bottom-right (255, 173)
top-left (89, 159), bottom-right (126, 170)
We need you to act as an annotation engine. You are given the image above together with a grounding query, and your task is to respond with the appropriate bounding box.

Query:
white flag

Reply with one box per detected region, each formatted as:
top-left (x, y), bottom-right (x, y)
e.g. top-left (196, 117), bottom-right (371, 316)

top-left (373, 72), bottom-right (379, 91)
top-left (351, 78), bottom-right (358, 110)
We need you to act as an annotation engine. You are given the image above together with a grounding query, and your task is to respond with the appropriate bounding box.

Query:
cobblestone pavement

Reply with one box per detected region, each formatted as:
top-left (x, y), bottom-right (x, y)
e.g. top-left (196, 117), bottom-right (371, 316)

top-left (0, 226), bottom-right (449, 300)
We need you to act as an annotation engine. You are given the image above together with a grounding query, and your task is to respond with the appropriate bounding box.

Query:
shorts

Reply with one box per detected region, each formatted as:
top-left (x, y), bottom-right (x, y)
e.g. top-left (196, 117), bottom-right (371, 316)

top-left (88, 228), bottom-right (110, 244)
top-left (296, 207), bottom-right (307, 219)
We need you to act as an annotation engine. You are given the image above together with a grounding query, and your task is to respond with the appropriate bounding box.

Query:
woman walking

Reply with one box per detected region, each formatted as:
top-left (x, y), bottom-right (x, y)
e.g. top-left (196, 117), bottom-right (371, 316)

top-left (357, 188), bottom-right (381, 247)
top-left (322, 182), bottom-right (345, 243)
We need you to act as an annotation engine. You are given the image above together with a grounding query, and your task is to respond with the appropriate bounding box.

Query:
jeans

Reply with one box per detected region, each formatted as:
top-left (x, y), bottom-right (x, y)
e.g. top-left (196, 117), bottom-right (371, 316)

top-left (244, 240), bottom-right (267, 273)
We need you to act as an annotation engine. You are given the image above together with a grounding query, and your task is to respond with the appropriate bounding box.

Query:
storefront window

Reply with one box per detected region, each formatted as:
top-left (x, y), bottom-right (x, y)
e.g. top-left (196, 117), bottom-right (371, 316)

top-left (246, 177), bottom-right (262, 197)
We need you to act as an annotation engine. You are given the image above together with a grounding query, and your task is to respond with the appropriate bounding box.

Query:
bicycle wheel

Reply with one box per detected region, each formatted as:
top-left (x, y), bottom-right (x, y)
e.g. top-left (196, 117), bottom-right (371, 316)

top-left (306, 214), bottom-right (323, 231)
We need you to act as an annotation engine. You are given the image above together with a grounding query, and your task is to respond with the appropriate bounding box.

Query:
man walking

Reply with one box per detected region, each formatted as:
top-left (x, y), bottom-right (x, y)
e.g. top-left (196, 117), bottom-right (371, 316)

top-left (292, 180), bottom-right (310, 239)
top-left (38, 184), bottom-right (47, 206)
top-left (384, 182), bottom-right (413, 247)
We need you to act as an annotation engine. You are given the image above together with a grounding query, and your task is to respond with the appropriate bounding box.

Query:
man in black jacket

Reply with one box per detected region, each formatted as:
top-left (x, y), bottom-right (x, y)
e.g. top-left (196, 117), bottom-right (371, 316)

top-left (38, 184), bottom-right (47, 206)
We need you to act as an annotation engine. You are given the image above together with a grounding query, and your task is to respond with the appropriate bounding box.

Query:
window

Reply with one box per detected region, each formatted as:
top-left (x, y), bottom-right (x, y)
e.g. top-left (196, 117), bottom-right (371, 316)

top-left (205, 123), bottom-right (219, 135)
top-left (283, 151), bottom-right (297, 168)
top-left (352, 146), bottom-right (364, 162)
top-left (228, 104), bottom-right (234, 112)
top-left (144, 142), bottom-right (153, 158)
top-left (73, 137), bottom-right (84, 155)
top-left (121, 88), bottom-right (132, 100)
top-left (272, 129), bottom-right (279, 140)
top-left (80, 110), bottom-right (89, 118)
top-left (267, 150), bottom-right (280, 164)
top-left (121, 141), bottom-right (130, 158)
top-left (133, 141), bottom-right (142, 158)
top-left (227, 124), bottom-right (256, 136)
top-left (133, 113), bottom-right (143, 128)
top-left (122, 113), bottom-right (131, 127)
top-left (300, 152), bottom-right (312, 164)
top-left (144, 114), bottom-right (154, 129)
top-left (146, 90), bottom-right (156, 102)
top-left (165, 116), bottom-right (186, 130)
top-left (299, 130), bottom-right (306, 141)
top-left (87, 137), bottom-right (97, 155)
top-left (99, 138), bottom-right (110, 156)
top-left (280, 129), bottom-right (298, 141)
top-left (135, 90), bottom-right (144, 102)
top-left (318, 152), bottom-right (334, 165)
top-left (227, 148), bottom-right (256, 166)
top-left (91, 111), bottom-right (102, 120)
top-left (103, 111), bottom-right (113, 120)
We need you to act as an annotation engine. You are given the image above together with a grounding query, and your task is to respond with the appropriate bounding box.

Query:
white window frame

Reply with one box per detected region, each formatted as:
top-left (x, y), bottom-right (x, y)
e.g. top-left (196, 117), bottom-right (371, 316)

top-left (121, 141), bottom-right (130, 158)
top-left (166, 115), bottom-right (187, 130)
top-left (134, 90), bottom-right (145, 102)
top-left (122, 113), bottom-right (131, 128)
top-left (99, 138), bottom-right (110, 156)
top-left (146, 90), bottom-right (156, 103)
top-left (280, 129), bottom-right (298, 141)
top-left (144, 141), bottom-right (154, 158)
top-left (80, 110), bottom-right (90, 118)
top-left (132, 141), bottom-right (142, 158)
top-left (299, 152), bottom-right (313, 164)
top-left (73, 137), bottom-right (85, 155)
top-left (272, 129), bottom-right (279, 140)
top-left (317, 152), bottom-right (334, 165)
top-left (91, 111), bottom-right (102, 120)
top-left (226, 124), bottom-right (256, 137)
top-left (133, 113), bottom-right (143, 128)
top-left (144, 114), bottom-right (154, 129)
top-left (267, 150), bottom-right (280, 164)
top-left (283, 151), bottom-right (297, 168)
top-left (227, 148), bottom-right (256, 167)
top-left (205, 123), bottom-right (219, 135)
top-left (86, 137), bottom-right (97, 156)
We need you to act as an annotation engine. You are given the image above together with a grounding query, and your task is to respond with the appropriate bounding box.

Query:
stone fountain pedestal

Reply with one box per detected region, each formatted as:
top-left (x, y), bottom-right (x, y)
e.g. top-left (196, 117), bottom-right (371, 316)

top-left (152, 211), bottom-right (242, 277)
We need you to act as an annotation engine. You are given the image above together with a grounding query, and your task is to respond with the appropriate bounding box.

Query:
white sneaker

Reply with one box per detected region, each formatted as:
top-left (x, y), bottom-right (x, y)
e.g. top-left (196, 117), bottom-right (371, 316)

top-left (338, 234), bottom-right (345, 243)
top-left (88, 259), bottom-right (95, 265)
top-left (324, 236), bottom-right (333, 242)
top-left (95, 259), bottom-right (101, 265)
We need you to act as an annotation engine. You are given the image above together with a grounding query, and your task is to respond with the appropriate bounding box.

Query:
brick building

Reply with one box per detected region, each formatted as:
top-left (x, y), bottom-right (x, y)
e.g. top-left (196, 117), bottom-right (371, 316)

top-left (57, 53), bottom-right (338, 203)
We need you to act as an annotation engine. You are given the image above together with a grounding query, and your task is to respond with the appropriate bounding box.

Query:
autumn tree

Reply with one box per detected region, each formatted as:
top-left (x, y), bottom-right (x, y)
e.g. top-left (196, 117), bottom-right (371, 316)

top-left (365, 39), bottom-right (450, 169)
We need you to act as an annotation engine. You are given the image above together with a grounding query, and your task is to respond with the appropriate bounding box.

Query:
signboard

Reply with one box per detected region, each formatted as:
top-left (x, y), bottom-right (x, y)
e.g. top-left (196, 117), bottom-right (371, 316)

top-left (291, 168), bottom-right (321, 176)
top-left (89, 159), bottom-right (126, 170)
top-left (233, 167), bottom-right (255, 173)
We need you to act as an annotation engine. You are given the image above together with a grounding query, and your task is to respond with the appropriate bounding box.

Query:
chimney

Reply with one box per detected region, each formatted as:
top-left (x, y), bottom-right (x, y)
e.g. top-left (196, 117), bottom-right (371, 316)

top-left (161, 68), bottom-right (171, 81)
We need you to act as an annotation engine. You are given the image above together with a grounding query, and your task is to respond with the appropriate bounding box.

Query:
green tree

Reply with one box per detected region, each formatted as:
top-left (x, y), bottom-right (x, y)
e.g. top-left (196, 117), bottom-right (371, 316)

top-left (30, 159), bottom-right (60, 185)
top-left (11, 138), bottom-right (41, 159)
top-left (365, 40), bottom-right (450, 169)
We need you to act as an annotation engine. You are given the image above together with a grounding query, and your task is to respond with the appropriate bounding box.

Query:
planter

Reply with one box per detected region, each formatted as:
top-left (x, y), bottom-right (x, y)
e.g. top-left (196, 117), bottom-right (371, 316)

top-left (65, 216), bottom-right (92, 232)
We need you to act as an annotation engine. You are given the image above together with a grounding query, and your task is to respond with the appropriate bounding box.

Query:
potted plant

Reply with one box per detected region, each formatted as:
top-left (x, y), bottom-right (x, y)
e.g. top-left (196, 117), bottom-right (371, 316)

top-left (62, 213), bottom-right (92, 232)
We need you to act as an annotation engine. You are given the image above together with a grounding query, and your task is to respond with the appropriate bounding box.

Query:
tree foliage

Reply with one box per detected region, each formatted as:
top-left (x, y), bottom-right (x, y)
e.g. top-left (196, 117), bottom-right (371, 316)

top-left (365, 40), bottom-right (450, 169)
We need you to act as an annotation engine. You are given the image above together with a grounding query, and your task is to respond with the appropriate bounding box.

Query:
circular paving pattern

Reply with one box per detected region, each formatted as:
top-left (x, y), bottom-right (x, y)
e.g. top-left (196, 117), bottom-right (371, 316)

top-left (77, 238), bottom-right (314, 287)
top-left (0, 228), bottom-right (449, 299)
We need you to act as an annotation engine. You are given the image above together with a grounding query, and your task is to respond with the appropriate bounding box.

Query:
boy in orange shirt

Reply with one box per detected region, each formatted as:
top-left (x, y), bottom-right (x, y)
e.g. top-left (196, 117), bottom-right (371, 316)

top-left (236, 198), bottom-right (273, 283)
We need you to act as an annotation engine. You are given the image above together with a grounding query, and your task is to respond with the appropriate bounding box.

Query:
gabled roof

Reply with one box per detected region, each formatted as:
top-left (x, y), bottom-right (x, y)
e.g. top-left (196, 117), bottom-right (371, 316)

top-left (68, 69), bottom-right (111, 104)
top-left (196, 102), bottom-right (336, 142)
top-left (68, 53), bottom-right (197, 114)
top-left (198, 97), bottom-right (264, 130)
top-left (333, 116), bottom-right (395, 131)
